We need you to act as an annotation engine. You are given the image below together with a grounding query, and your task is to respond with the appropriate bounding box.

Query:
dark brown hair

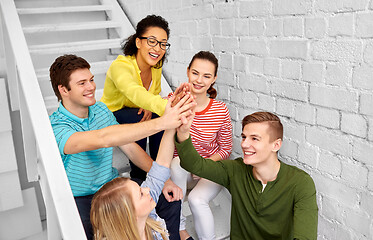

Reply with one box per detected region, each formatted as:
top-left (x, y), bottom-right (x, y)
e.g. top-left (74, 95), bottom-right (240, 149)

top-left (122, 15), bottom-right (170, 69)
top-left (188, 51), bottom-right (218, 99)
top-left (242, 112), bottom-right (283, 141)
top-left (49, 54), bottom-right (90, 101)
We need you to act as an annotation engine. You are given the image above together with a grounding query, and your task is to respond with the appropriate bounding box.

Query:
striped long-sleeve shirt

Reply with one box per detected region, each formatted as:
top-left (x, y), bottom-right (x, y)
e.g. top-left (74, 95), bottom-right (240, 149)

top-left (175, 98), bottom-right (232, 159)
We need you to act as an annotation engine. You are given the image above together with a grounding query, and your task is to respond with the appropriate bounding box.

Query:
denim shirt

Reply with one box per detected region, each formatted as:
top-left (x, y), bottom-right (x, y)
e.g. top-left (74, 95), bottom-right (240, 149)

top-left (141, 162), bottom-right (170, 239)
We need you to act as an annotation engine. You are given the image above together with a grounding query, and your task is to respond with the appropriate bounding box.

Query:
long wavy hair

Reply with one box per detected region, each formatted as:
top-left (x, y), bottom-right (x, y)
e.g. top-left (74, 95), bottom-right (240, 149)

top-left (122, 15), bottom-right (170, 69)
top-left (188, 51), bottom-right (219, 99)
top-left (90, 177), bottom-right (168, 240)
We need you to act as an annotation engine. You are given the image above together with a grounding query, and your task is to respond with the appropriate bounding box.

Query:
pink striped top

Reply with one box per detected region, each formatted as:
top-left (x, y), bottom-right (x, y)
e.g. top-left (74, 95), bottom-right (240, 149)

top-left (174, 98), bottom-right (233, 159)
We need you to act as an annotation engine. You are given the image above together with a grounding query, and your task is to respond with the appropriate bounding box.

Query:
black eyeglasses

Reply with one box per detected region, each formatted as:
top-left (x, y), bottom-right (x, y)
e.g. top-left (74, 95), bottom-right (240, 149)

top-left (138, 36), bottom-right (171, 50)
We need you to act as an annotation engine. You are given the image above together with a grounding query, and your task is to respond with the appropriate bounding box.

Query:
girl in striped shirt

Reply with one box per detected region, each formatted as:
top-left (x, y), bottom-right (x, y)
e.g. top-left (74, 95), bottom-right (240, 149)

top-left (171, 51), bottom-right (233, 240)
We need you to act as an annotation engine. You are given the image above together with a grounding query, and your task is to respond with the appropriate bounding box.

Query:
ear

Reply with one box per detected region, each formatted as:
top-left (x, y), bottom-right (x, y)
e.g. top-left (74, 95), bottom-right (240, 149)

top-left (58, 85), bottom-right (69, 98)
top-left (212, 75), bottom-right (217, 84)
top-left (272, 138), bottom-right (282, 153)
top-left (135, 37), bottom-right (141, 49)
top-left (187, 67), bottom-right (190, 76)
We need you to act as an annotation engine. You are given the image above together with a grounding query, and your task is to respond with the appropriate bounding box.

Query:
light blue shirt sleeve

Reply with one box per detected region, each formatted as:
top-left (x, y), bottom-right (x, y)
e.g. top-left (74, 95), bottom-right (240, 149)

top-left (141, 162), bottom-right (170, 220)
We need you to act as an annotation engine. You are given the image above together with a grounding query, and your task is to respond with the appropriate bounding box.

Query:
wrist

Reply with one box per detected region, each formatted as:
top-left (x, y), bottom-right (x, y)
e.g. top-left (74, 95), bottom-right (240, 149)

top-left (154, 116), bottom-right (166, 131)
top-left (177, 131), bottom-right (189, 143)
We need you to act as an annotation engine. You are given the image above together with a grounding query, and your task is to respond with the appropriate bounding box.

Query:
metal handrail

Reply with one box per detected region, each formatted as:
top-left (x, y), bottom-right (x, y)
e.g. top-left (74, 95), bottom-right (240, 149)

top-left (0, 0), bottom-right (86, 239)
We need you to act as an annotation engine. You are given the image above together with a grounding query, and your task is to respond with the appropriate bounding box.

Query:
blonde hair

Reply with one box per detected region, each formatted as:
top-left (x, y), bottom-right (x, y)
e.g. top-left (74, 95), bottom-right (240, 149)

top-left (90, 177), bottom-right (168, 240)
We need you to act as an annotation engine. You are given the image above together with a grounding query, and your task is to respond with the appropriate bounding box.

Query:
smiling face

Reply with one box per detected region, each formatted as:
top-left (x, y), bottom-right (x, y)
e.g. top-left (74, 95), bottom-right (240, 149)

top-left (58, 68), bottom-right (96, 114)
top-left (135, 26), bottom-right (168, 68)
top-left (187, 58), bottom-right (217, 96)
top-left (241, 122), bottom-right (282, 167)
top-left (126, 180), bottom-right (156, 219)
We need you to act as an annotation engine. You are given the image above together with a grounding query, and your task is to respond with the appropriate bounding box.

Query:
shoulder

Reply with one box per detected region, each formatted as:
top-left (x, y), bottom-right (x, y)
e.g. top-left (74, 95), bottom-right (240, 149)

top-left (210, 99), bottom-right (230, 113)
top-left (220, 157), bottom-right (246, 169)
top-left (109, 55), bottom-right (136, 72)
top-left (281, 162), bottom-right (315, 189)
top-left (49, 109), bottom-right (68, 125)
top-left (152, 65), bottom-right (163, 76)
top-left (93, 101), bottom-right (111, 113)
top-left (92, 102), bottom-right (117, 123)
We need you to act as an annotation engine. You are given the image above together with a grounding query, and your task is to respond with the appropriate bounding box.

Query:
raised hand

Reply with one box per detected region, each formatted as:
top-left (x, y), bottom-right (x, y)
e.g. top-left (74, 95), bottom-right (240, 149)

top-left (160, 93), bottom-right (196, 130)
top-left (177, 109), bottom-right (195, 143)
top-left (171, 82), bottom-right (192, 107)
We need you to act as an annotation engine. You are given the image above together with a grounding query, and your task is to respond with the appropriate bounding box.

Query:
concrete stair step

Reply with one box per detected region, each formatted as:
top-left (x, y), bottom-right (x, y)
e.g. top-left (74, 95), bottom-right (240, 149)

top-left (36, 60), bottom-right (113, 81)
top-left (23, 21), bottom-right (121, 33)
top-left (28, 38), bottom-right (121, 55)
top-left (0, 188), bottom-right (42, 239)
top-left (17, 5), bottom-right (112, 15)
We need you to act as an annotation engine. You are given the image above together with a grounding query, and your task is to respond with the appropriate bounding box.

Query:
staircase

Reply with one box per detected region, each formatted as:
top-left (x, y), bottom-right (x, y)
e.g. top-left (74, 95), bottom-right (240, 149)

top-left (1, 0), bottom-right (231, 239)
top-left (15, 0), bottom-right (133, 113)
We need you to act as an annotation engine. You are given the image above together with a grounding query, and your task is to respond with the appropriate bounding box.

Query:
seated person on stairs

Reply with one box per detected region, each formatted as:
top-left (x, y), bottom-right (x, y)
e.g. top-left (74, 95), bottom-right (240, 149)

top-left (170, 51), bottom-right (233, 240)
top-left (175, 111), bottom-right (318, 240)
top-left (91, 127), bottom-right (190, 240)
top-left (48, 54), bottom-right (195, 240)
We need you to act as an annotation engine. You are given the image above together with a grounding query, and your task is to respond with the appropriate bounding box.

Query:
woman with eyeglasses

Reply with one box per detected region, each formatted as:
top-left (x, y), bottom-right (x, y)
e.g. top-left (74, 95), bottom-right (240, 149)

top-left (100, 15), bottom-right (184, 240)
top-left (101, 14), bottom-right (171, 179)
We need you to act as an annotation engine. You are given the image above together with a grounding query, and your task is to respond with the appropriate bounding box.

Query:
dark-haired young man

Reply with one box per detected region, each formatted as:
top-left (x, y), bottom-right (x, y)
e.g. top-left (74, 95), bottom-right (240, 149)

top-left (49, 54), bottom-right (193, 240)
top-left (175, 111), bottom-right (318, 240)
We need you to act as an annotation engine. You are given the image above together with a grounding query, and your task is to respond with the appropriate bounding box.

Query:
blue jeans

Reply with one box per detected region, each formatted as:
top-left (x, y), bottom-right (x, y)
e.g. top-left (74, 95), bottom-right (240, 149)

top-left (113, 107), bottom-right (164, 181)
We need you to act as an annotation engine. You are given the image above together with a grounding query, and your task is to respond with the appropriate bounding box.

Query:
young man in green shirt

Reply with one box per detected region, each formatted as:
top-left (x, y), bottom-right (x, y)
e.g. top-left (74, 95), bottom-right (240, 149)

top-left (175, 111), bottom-right (318, 240)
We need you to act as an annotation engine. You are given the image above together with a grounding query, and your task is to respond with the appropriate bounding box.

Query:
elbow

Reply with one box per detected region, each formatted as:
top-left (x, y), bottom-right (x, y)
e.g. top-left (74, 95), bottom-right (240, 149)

top-left (98, 132), bottom-right (113, 148)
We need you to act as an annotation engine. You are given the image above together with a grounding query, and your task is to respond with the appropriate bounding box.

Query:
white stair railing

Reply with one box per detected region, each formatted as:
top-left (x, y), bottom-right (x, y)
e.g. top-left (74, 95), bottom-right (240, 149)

top-left (0, 0), bottom-right (86, 239)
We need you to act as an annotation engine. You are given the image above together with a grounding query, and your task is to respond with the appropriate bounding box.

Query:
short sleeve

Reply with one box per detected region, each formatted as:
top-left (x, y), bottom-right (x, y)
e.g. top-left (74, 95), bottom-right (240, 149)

top-left (50, 122), bottom-right (76, 156)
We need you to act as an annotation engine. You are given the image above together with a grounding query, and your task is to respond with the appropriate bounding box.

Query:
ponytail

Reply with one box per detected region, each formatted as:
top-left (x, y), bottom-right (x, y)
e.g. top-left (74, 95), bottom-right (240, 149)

top-left (207, 82), bottom-right (217, 99)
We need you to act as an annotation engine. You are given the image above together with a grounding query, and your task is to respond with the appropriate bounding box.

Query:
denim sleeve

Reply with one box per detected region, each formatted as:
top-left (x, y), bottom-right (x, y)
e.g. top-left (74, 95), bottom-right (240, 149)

top-left (141, 162), bottom-right (170, 220)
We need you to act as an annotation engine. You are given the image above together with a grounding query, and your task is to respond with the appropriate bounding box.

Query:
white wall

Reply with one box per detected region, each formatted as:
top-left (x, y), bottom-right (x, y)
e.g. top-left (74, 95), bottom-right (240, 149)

top-left (119, 0), bottom-right (373, 239)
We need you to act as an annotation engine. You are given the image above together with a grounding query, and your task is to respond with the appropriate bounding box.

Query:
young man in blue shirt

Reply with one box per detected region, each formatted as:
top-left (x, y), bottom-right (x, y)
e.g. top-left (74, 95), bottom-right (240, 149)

top-left (49, 54), bottom-right (194, 240)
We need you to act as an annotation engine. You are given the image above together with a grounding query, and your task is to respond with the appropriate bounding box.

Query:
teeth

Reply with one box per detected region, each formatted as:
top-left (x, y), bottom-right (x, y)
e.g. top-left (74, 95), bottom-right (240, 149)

top-left (149, 53), bottom-right (159, 58)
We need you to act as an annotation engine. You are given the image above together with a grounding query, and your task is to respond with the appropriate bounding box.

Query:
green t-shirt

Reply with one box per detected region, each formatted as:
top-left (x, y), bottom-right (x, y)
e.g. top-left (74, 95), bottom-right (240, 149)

top-left (175, 136), bottom-right (318, 240)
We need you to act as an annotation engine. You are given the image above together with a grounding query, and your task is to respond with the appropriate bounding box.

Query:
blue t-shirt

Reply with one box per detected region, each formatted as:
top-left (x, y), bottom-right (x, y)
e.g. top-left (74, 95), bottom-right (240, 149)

top-left (49, 101), bottom-right (119, 196)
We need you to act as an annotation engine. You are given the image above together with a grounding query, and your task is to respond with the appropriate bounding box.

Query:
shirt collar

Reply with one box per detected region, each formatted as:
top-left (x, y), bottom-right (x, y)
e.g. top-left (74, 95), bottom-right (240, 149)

top-left (58, 102), bottom-right (95, 124)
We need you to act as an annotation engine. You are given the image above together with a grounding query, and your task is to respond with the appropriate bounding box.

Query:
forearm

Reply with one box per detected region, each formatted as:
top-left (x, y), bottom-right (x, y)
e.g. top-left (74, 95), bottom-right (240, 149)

top-left (64, 118), bottom-right (165, 154)
top-left (119, 143), bottom-right (153, 172)
top-left (100, 118), bottom-right (165, 148)
top-left (156, 129), bottom-right (176, 168)
top-left (175, 135), bottom-right (206, 175)
top-left (174, 134), bottom-right (229, 187)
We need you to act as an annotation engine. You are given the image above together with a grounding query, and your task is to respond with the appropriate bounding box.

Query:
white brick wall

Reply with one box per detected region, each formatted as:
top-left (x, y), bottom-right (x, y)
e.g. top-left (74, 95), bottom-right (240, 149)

top-left (119, 1), bottom-right (373, 238)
